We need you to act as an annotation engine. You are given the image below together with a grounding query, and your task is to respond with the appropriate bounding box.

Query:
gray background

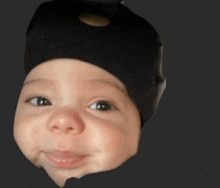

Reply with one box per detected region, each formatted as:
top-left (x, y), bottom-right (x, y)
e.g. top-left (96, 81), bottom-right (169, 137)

top-left (1, 0), bottom-right (219, 187)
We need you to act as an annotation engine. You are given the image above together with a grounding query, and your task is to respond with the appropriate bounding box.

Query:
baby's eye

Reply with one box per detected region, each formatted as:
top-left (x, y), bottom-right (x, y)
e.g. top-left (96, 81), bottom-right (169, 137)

top-left (90, 100), bottom-right (116, 111)
top-left (27, 97), bottom-right (51, 106)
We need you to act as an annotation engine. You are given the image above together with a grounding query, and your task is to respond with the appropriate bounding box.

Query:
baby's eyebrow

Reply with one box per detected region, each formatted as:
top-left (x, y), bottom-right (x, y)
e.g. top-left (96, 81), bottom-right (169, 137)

top-left (88, 79), bottom-right (128, 96)
top-left (23, 78), bottom-right (128, 96)
top-left (23, 78), bottom-right (54, 87)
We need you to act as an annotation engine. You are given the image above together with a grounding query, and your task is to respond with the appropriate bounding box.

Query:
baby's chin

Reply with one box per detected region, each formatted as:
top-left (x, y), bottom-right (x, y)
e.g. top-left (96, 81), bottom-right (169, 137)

top-left (40, 162), bottom-right (87, 187)
top-left (38, 156), bottom-right (124, 187)
top-left (37, 156), bottom-right (102, 187)
top-left (28, 149), bottom-right (134, 187)
top-left (42, 164), bottom-right (117, 187)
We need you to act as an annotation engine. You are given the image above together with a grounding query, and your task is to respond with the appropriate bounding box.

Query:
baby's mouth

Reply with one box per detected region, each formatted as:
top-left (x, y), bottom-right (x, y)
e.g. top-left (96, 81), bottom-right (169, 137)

top-left (45, 150), bottom-right (87, 169)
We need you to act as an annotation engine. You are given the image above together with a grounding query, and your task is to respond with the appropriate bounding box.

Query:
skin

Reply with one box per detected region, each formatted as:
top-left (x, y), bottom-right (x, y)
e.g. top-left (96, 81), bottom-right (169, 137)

top-left (13, 58), bottom-right (141, 187)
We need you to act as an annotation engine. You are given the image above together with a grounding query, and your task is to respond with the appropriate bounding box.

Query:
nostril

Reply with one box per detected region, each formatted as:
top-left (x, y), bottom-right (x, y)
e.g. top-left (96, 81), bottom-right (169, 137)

top-left (52, 126), bottom-right (74, 131)
top-left (67, 127), bottom-right (74, 131)
top-left (52, 126), bottom-right (59, 130)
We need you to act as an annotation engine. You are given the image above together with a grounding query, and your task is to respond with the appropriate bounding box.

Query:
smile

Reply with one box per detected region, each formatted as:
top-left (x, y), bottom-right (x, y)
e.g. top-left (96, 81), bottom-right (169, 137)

top-left (45, 150), bottom-right (86, 169)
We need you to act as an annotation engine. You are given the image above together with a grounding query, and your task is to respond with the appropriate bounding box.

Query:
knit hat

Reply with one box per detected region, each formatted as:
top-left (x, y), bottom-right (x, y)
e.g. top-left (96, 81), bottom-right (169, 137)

top-left (24, 0), bottom-right (166, 127)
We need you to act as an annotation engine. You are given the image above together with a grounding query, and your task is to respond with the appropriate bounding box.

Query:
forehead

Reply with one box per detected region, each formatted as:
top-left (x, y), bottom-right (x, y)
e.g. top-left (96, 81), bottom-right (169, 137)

top-left (24, 58), bottom-right (128, 94)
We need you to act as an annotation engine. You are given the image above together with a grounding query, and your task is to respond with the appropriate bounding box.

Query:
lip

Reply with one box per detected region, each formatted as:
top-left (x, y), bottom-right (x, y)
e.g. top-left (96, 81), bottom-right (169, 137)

top-left (45, 150), bottom-right (86, 169)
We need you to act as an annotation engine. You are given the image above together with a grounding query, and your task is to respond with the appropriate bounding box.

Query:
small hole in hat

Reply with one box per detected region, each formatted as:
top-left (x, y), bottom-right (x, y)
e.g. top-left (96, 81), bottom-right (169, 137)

top-left (78, 13), bottom-right (110, 27)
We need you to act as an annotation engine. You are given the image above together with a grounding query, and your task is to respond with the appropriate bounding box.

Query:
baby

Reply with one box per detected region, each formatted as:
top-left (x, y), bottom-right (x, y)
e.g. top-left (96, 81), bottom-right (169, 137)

top-left (13, 0), bottom-right (166, 187)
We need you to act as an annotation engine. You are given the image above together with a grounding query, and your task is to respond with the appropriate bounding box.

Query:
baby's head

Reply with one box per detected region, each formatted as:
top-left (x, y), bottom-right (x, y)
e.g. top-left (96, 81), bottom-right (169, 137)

top-left (14, 58), bottom-right (141, 187)
top-left (13, 0), bottom-right (166, 187)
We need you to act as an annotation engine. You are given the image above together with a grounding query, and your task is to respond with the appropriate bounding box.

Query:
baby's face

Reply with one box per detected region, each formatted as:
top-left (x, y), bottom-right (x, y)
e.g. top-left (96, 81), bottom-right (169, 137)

top-left (13, 58), bottom-right (141, 187)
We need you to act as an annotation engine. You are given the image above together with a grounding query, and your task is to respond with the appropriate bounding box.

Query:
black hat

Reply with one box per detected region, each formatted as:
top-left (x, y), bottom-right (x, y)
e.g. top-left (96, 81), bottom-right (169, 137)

top-left (24, 0), bottom-right (166, 128)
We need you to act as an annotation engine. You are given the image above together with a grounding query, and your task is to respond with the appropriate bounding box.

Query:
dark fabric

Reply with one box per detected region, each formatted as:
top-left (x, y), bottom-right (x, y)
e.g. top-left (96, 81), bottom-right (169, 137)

top-left (24, 0), bottom-right (166, 127)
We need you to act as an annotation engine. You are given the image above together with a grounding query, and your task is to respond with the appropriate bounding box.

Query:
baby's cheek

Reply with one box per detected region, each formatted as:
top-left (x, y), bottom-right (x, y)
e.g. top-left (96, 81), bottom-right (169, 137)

top-left (99, 128), bottom-right (132, 170)
top-left (14, 115), bottom-right (42, 166)
top-left (105, 130), bottom-right (125, 151)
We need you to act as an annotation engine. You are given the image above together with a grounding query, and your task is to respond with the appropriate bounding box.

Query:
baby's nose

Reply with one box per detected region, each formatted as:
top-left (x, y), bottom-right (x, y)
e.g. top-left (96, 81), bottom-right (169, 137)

top-left (46, 109), bottom-right (85, 134)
